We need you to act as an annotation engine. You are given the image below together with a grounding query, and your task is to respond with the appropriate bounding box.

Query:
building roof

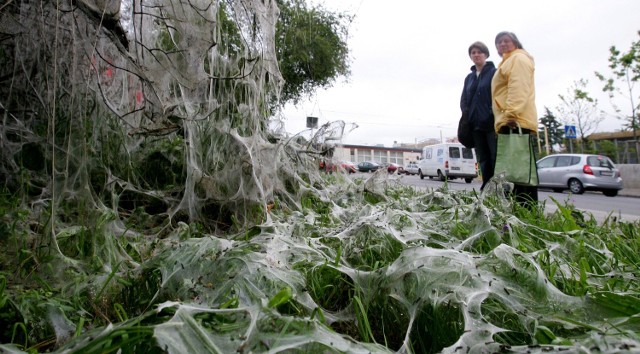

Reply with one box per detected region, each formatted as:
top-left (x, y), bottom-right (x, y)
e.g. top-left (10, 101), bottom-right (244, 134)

top-left (587, 129), bottom-right (640, 141)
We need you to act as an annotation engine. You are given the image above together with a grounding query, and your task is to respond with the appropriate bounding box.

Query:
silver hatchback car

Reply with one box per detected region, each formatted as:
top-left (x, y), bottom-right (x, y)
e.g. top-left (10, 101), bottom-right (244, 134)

top-left (536, 154), bottom-right (623, 197)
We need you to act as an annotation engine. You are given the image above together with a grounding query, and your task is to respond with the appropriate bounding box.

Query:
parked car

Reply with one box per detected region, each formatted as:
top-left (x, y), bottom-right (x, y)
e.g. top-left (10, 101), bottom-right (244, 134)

top-left (319, 159), bottom-right (331, 172)
top-left (357, 161), bottom-right (381, 173)
top-left (536, 154), bottom-right (623, 197)
top-left (338, 161), bottom-right (357, 174)
top-left (403, 162), bottom-right (419, 175)
top-left (387, 163), bottom-right (403, 174)
top-left (319, 160), bottom-right (357, 174)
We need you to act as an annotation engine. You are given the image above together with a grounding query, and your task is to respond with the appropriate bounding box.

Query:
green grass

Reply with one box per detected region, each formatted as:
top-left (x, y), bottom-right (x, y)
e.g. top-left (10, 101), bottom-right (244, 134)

top-left (2, 178), bottom-right (640, 353)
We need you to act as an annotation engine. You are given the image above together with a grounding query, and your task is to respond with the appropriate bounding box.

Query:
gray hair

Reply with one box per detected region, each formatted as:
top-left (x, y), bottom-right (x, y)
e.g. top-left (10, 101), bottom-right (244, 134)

top-left (495, 31), bottom-right (524, 50)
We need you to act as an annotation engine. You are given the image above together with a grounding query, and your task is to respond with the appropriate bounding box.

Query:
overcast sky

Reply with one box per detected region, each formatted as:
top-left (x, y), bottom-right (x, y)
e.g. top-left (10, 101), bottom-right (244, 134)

top-left (280, 0), bottom-right (640, 147)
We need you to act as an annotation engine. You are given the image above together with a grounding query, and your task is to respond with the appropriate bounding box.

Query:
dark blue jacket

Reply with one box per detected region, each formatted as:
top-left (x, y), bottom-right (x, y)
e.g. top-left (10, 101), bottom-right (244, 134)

top-left (460, 61), bottom-right (496, 132)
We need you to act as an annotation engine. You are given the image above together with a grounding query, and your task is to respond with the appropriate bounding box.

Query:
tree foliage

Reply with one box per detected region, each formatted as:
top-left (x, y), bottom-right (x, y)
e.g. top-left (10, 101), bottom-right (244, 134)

top-left (275, 0), bottom-right (352, 107)
top-left (556, 79), bottom-right (604, 142)
top-left (538, 107), bottom-right (564, 152)
top-left (595, 31), bottom-right (640, 131)
top-left (596, 140), bottom-right (619, 163)
top-left (595, 31), bottom-right (640, 162)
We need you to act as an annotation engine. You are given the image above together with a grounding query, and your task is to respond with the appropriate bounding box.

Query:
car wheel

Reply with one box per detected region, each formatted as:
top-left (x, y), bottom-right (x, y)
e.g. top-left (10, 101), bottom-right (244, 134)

top-left (464, 178), bottom-right (473, 184)
top-left (568, 178), bottom-right (585, 194)
top-left (438, 170), bottom-right (446, 182)
top-left (602, 189), bottom-right (618, 197)
top-left (552, 188), bottom-right (563, 193)
top-left (419, 170), bottom-right (425, 180)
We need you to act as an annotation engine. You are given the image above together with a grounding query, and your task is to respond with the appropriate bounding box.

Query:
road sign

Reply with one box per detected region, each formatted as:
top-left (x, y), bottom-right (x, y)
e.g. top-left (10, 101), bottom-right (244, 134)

top-left (306, 116), bottom-right (318, 129)
top-left (565, 125), bottom-right (577, 139)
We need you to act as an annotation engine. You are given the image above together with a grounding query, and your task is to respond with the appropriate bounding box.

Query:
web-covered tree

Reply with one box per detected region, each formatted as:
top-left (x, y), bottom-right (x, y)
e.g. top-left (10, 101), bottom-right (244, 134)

top-left (538, 107), bottom-right (564, 153)
top-left (556, 79), bottom-right (604, 152)
top-left (0, 0), bottom-right (353, 236)
top-left (595, 31), bottom-right (640, 162)
top-left (275, 0), bottom-right (351, 107)
top-left (0, 0), bottom-right (352, 348)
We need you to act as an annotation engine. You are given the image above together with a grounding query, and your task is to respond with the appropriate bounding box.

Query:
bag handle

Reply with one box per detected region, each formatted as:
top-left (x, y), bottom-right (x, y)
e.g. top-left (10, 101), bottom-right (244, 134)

top-left (509, 122), bottom-right (523, 135)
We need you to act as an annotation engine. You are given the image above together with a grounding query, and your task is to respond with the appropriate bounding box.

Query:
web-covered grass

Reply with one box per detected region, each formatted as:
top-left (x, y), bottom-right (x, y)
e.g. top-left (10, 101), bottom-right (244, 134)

top-left (1, 0), bottom-right (639, 353)
top-left (1, 174), bottom-right (640, 353)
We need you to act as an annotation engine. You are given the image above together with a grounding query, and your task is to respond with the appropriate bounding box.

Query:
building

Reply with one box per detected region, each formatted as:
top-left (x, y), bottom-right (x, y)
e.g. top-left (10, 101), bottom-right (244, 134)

top-left (331, 144), bottom-right (422, 166)
top-left (586, 129), bottom-right (640, 164)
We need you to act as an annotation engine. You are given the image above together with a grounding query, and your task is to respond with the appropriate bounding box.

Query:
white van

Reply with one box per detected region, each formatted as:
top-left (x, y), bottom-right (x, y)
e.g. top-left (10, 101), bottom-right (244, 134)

top-left (418, 143), bottom-right (477, 183)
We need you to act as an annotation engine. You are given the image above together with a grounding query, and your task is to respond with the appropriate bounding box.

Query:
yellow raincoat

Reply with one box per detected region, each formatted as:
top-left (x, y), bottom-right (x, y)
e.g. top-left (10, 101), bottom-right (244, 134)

top-left (491, 49), bottom-right (538, 134)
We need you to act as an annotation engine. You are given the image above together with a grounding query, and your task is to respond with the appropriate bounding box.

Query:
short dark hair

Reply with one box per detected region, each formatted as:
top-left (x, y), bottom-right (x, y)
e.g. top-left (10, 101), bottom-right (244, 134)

top-left (468, 41), bottom-right (490, 58)
top-left (495, 31), bottom-right (524, 49)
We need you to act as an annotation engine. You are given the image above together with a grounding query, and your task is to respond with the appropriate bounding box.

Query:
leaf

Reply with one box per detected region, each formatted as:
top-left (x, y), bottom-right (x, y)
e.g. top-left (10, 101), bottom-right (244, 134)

top-left (268, 287), bottom-right (293, 308)
top-left (589, 291), bottom-right (640, 317)
top-left (534, 325), bottom-right (556, 344)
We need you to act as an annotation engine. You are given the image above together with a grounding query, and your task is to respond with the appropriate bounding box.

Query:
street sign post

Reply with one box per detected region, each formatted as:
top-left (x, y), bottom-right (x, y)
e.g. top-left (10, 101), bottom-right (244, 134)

top-left (306, 116), bottom-right (318, 129)
top-left (565, 125), bottom-right (576, 153)
top-left (564, 125), bottom-right (576, 139)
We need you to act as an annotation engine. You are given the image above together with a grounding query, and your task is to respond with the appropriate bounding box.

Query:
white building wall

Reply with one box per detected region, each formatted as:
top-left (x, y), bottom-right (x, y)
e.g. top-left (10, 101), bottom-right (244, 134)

top-left (332, 146), bottom-right (421, 166)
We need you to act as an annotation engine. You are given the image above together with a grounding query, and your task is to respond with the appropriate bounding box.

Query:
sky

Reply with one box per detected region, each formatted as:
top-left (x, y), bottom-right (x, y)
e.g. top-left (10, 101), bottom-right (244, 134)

top-left (280, 0), bottom-right (640, 147)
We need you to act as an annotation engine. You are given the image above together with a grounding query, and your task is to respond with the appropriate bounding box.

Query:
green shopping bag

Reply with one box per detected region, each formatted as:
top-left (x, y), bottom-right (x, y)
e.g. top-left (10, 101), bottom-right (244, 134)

top-left (494, 124), bottom-right (539, 186)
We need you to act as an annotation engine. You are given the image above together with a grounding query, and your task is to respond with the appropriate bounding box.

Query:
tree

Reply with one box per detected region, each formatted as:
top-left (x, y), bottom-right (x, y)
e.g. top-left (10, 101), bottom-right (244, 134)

top-left (556, 79), bottom-right (604, 152)
top-left (275, 0), bottom-right (352, 107)
top-left (538, 107), bottom-right (564, 153)
top-left (595, 31), bottom-right (640, 162)
top-left (596, 140), bottom-right (619, 163)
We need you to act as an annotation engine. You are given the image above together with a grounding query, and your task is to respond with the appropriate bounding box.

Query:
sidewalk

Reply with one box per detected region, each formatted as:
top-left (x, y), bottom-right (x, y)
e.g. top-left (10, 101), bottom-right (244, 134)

top-left (620, 187), bottom-right (640, 198)
top-left (546, 187), bottom-right (639, 223)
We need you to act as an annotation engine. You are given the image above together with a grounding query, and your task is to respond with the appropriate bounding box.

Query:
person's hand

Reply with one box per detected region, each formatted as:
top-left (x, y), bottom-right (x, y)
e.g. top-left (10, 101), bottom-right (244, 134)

top-left (506, 120), bottom-right (517, 128)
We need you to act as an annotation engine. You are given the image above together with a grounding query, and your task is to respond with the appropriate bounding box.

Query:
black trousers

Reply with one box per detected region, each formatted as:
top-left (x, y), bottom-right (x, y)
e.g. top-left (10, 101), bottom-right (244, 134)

top-left (473, 129), bottom-right (497, 191)
top-left (498, 126), bottom-right (539, 207)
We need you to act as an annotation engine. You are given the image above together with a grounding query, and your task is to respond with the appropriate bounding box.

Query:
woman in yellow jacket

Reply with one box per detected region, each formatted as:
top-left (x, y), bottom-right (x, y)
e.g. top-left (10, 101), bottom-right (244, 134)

top-left (491, 31), bottom-right (539, 207)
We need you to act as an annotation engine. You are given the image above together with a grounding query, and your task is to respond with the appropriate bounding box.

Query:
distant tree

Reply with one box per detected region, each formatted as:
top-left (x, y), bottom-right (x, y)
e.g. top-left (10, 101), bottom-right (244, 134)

top-left (596, 140), bottom-right (619, 162)
top-left (595, 31), bottom-right (640, 162)
top-left (556, 79), bottom-right (604, 152)
top-left (275, 0), bottom-right (352, 107)
top-left (538, 107), bottom-right (564, 152)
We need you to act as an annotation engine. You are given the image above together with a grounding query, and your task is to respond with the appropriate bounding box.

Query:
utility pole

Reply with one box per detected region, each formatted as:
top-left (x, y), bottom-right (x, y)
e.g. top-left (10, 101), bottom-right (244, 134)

top-left (544, 126), bottom-right (550, 155)
top-left (537, 132), bottom-right (542, 154)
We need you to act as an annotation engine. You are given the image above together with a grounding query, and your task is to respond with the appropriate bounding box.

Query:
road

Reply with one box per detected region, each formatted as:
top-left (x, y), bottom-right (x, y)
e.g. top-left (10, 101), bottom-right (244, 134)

top-left (359, 173), bottom-right (640, 223)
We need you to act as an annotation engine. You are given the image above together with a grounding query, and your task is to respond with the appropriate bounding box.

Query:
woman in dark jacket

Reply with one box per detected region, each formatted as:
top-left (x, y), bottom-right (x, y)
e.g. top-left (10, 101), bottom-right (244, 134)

top-left (460, 41), bottom-right (497, 190)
